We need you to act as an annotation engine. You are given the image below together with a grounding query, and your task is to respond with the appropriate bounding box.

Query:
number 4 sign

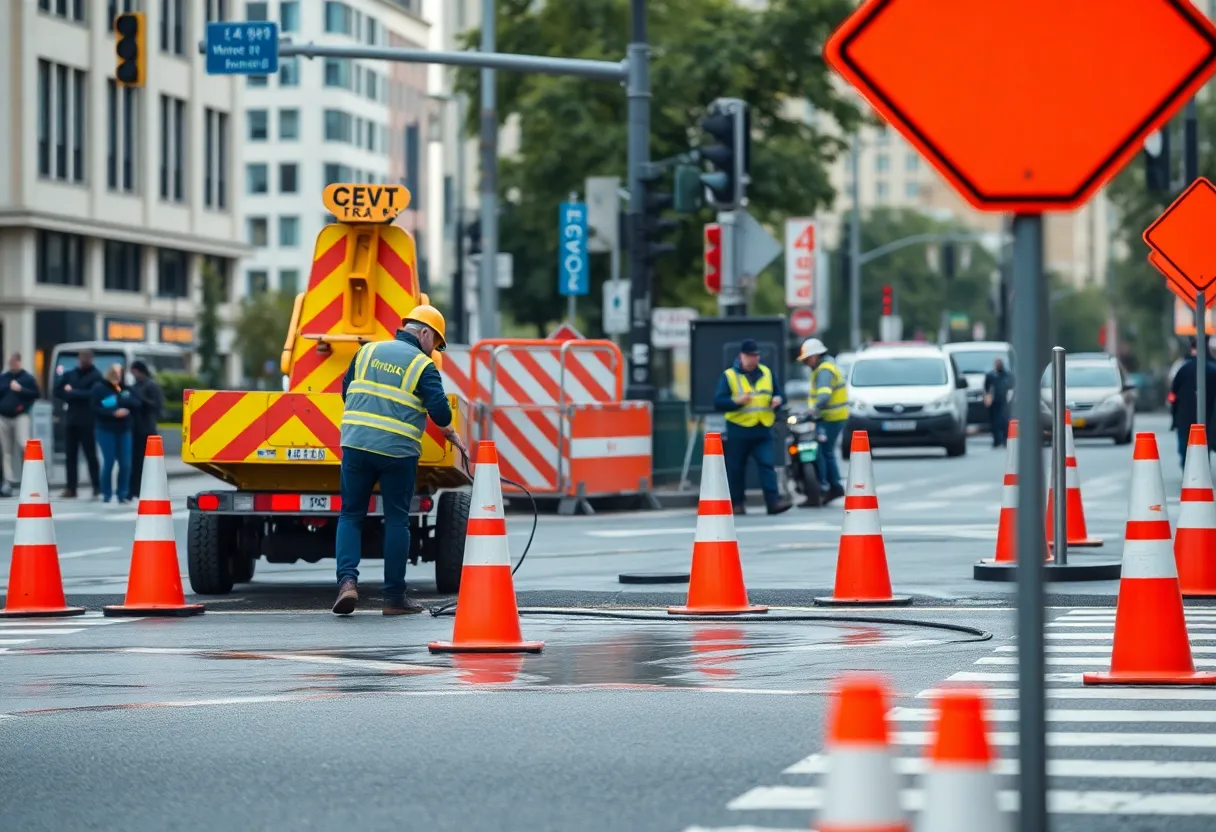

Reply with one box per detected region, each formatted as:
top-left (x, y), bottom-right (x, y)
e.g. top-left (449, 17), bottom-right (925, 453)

top-left (785, 218), bottom-right (816, 308)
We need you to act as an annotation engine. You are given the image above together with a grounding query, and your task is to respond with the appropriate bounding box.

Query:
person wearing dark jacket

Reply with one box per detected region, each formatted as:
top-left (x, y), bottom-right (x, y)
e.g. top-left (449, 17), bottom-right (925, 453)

top-left (53, 349), bottom-right (102, 498)
top-left (91, 363), bottom-right (139, 504)
top-left (128, 361), bottom-right (164, 498)
top-left (0, 353), bottom-right (40, 497)
top-left (1169, 338), bottom-right (1216, 468)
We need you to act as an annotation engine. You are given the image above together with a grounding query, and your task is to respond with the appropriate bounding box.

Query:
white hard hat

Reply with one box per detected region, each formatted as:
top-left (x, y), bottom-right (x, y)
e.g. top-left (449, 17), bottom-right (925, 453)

top-left (798, 338), bottom-right (828, 361)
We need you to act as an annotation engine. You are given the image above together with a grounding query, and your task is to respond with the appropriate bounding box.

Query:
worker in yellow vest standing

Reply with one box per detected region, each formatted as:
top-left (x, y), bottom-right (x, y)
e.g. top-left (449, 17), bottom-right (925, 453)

top-left (713, 339), bottom-right (793, 516)
top-left (797, 337), bottom-right (848, 505)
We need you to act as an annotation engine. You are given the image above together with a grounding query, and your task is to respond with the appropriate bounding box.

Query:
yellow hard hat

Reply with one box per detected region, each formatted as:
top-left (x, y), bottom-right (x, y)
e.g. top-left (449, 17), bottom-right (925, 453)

top-left (404, 304), bottom-right (447, 351)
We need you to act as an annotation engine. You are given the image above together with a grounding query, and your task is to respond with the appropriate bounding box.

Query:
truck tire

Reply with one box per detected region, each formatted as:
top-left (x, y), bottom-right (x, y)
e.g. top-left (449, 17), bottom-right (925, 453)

top-left (231, 553), bottom-right (256, 584)
top-left (434, 491), bottom-right (470, 594)
top-left (187, 511), bottom-right (235, 595)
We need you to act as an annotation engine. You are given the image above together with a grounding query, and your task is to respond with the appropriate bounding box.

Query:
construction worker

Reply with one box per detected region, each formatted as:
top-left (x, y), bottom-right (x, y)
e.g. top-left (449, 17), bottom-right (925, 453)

top-left (798, 338), bottom-right (848, 504)
top-left (332, 305), bottom-right (468, 617)
top-left (713, 338), bottom-right (793, 516)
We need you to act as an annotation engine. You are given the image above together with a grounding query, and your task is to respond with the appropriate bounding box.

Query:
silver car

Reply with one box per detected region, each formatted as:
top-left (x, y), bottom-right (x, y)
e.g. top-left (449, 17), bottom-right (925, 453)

top-left (1039, 357), bottom-right (1135, 444)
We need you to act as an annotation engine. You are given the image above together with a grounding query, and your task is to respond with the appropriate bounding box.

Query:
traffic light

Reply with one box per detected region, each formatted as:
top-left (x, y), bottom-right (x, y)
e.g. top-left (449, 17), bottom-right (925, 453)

top-left (639, 169), bottom-right (678, 265)
top-left (114, 12), bottom-right (146, 88)
top-left (673, 164), bottom-right (703, 214)
top-left (882, 284), bottom-right (894, 316)
top-left (703, 223), bottom-right (722, 294)
top-left (699, 98), bottom-right (750, 209)
top-left (467, 217), bottom-right (482, 255)
top-left (1144, 126), bottom-right (1172, 193)
top-left (941, 244), bottom-right (955, 280)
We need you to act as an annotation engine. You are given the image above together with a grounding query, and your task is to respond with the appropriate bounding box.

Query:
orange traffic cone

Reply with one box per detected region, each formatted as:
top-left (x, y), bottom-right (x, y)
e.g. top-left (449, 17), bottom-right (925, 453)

top-left (815, 432), bottom-right (910, 606)
top-left (1047, 411), bottom-right (1103, 548)
top-left (992, 420), bottom-right (1021, 564)
top-left (103, 436), bottom-right (204, 617)
top-left (0, 440), bottom-right (84, 618)
top-left (1084, 432), bottom-right (1216, 686)
top-left (669, 432), bottom-right (767, 615)
top-left (429, 441), bottom-right (543, 653)
top-left (918, 689), bottom-right (1009, 832)
top-left (814, 675), bottom-right (908, 832)
top-left (1177, 424), bottom-right (1216, 597)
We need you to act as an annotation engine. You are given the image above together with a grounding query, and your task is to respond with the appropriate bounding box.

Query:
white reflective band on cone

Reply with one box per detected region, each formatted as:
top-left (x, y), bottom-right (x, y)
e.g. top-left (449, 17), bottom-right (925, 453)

top-left (696, 513), bottom-right (736, 543)
top-left (1127, 460), bottom-right (1168, 522)
top-left (918, 767), bottom-right (1009, 832)
top-left (1065, 464), bottom-right (1080, 489)
top-left (1121, 538), bottom-right (1178, 580)
top-left (141, 454), bottom-right (169, 500)
top-left (701, 446), bottom-right (731, 501)
top-left (1000, 483), bottom-right (1018, 510)
top-left (846, 450), bottom-right (877, 498)
top-left (17, 457), bottom-right (50, 505)
top-left (463, 457), bottom-right (512, 568)
top-left (133, 513), bottom-right (176, 543)
top-left (1184, 441), bottom-right (1214, 489)
top-left (819, 747), bottom-right (904, 826)
top-left (13, 515), bottom-right (55, 546)
top-left (840, 507), bottom-right (883, 537)
top-left (1177, 497), bottom-right (1216, 530)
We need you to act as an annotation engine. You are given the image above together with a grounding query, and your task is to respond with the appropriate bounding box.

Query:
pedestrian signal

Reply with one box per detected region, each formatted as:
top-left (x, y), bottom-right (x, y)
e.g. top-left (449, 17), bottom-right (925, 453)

top-left (114, 12), bottom-right (146, 88)
top-left (882, 285), bottom-right (894, 316)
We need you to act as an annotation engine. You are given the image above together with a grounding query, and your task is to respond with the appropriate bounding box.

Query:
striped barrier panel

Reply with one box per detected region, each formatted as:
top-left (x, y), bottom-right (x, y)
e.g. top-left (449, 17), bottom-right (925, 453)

top-left (562, 401), bottom-right (653, 498)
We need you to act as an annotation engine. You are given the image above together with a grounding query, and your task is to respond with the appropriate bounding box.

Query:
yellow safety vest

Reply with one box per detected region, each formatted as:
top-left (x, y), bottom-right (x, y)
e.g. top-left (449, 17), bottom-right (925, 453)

top-left (724, 365), bottom-right (775, 428)
top-left (811, 360), bottom-right (849, 422)
top-left (340, 339), bottom-right (432, 458)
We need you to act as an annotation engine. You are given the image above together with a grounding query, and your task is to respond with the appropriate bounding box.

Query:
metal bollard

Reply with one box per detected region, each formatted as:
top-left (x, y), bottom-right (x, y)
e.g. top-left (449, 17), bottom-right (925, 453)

top-left (1051, 346), bottom-right (1068, 566)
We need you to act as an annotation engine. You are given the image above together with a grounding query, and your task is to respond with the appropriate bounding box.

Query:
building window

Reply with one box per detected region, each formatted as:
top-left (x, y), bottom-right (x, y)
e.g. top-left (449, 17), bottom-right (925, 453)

top-left (279, 216), bottom-right (300, 247)
top-left (107, 1), bottom-right (136, 25)
top-left (324, 109), bottom-right (352, 143)
top-left (247, 270), bottom-right (269, 295)
top-left (323, 58), bottom-right (351, 89)
top-left (246, 2), bottom-right (269, 21)
top-left (248, 75), bottom-right (269, 88)
top-left (201, 255), bottom-right (232, 300)
top-left (248, 109), bottom-right (268, 141)
top-left (55, 64), bottom-right (68, 179)
top-left (404, 124), bottom-right (421, 210)
top-left (104, 240), bottom-right (143, 293)
top-left (279, 108), bottom-right (299, 140)
top-left (905, 181), bottom-right (920, 199)
top-left (116, 86), bottom-right (139, 192)
top-left (279, 56), bottom-right (300, 87)
top-left (247, 217), bottom-right (269, 247)
top-left (36, 230), bottom-right (86, 287)
top-left (206, 0), bottom-right (228, 22)
top-left (247, 163), bottom-right (269, 194)
top-left (159, 95), bottom-right (186, 202)
top-left (40, 0), bottom-right (86, 22)
top-left (323, 163), bottom-right (351, 186)
top-left (906, 154), bottom-right (920, 172)
top-left (365, 16), bottom-right (379, 45)
top-left (160, 0), bottom-right (187, 56)
top-left (876, 126), bottom-right (891, 146)
top-left (280, 1), bottom-right (299, 32)
top-left (279, 163), bottom-right (298, 194)
top-left (38, 61), bottom-right (87, 184)
top-left (72, 69), bottom-right (85, 182)
top-left (876, 181), bottom-right (889, 202)
top-left (157, 248), bottom-right (191, 298)
top-left (37, 61), bottom-right (51, 177)
top-left (204, 108), bottom-right (229, 209)
top-left (875, 153), bottom-right (890, 173)
top-left (324, 1), bottom-right (350, 34)
top-left (279, 269), bottom-right (300, 294)
top-left (366, 71), bottom-right (379, 102)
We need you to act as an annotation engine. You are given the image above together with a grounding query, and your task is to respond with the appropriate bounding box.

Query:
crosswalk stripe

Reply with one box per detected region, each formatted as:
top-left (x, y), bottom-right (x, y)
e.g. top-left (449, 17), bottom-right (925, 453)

top-left (918, 687), bottom-right (1216, 701)
top-left (891, 731), bottom-right (1216, 748)
top-left (0, 639), bottom-right (34, 645)
top-left (975, 656), bottom-right (1216, 666)
top-left (1048, 622), bottom-right (1216, 629)
top-left (890, 707), bottom-right (1216, 724)
top-left (1045, 632), bottom-right (1216, 641)
top-left (0, 618), bottom-right (123, 627)
top-left (784, 755), bottom-right (1216, 779)
top-left (0, 628), bottom-right (85, 636)
top-left (949, 671), bottom-right (1082, 682)
top-left (727, 787), bottom-right (1216, 814)
top-left (997, 645), bottom-right (1216, 654)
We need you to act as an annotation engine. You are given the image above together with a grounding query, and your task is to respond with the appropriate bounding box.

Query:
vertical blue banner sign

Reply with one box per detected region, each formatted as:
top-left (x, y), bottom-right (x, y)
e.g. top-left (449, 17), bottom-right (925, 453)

top-left (559, 201), bottom-right (589, 296)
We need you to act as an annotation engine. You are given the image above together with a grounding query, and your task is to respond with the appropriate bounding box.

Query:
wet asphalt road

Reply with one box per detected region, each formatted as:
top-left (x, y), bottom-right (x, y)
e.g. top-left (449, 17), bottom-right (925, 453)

top-left (4, 412), bottom-right (1216, 831)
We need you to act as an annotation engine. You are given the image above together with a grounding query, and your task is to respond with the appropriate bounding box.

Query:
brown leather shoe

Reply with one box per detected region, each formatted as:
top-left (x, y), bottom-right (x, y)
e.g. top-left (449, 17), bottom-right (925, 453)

top-left (59, 489), bottom-right (76, 499)
top-left (383, 595), bottom-right (425, 616)
top-left (767, 500), bottom-right (793, 516)
top-left (332, 579), bottom-right (358, 615)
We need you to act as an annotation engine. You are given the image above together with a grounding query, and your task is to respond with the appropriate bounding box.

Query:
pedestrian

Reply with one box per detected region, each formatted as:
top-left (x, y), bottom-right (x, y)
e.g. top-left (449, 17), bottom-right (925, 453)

top-left (1169, 337), bottom-right (1216, 468)
top-left (983, 357), bottom-right (1015, 448)
top-left (0, 353), bottom-right (40, 497)
top-left (332, 305), bottom-right (468, 616)
top-left (91, 363), bottom-right (138, 504)
top-left (53, 349), bottom-right (102, 499)
top-left (713, 338), bottom-right (793, 516)
top-left (796, 338), bottom-right (849, 505)
top-left (128, 361), bottom-right (164, 498)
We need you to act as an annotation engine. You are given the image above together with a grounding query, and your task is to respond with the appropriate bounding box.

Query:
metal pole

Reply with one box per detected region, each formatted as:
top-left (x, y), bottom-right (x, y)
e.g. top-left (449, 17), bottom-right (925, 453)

top-left (1200, 289), bottom-right (1207, 429)
top-left (1051, 346), bottom-right (1068, 567)
top-left (452, 93), bottom-right (467, 344)
top-left (849, 134), bottom-right (862, 349)
top-left (718, 209), bottom-right (743, 317)
top-left (1012, 213), bottom-right (1048, 832)
top-left (624, 0), bottom-right (653, 400)
top-left (478, 0), bottom-right (499, 338)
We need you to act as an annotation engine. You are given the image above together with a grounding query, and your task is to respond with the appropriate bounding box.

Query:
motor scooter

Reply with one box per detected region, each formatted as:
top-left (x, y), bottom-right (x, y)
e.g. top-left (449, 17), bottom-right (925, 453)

top-left (785, 411), bottom-right (826, 507)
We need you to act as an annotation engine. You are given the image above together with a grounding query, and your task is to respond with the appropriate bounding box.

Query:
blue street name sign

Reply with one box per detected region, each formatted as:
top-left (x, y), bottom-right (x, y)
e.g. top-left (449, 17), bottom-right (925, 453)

top-left (205, 21), bottom-right (280, 76)
top-left (559, 201), bottom-right (589, 297)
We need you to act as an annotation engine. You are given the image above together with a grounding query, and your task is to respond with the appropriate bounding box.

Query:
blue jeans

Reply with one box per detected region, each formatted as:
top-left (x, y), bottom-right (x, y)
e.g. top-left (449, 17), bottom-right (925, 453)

top-left (335, 446), bottom-right (418, 601)
top-left (724, 427), bottom-right (780, 508)
top-left (95, 428), bottom-right (132, 502)
top-left (817, 419), bottom-right (846, 491)
top-left (990, 406), bottom-right (1009, 446)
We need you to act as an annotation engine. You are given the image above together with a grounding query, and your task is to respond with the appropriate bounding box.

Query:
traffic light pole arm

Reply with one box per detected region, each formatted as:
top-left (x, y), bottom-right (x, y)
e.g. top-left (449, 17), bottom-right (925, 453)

top-left (857, 230), bottom-right (1006, 267)
top-left (198, 39), bottom-right (630, 81)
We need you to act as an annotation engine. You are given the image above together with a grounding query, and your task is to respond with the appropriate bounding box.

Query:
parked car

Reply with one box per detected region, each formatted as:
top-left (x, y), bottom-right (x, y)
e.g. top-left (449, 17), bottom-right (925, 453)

top-left (843, 344), bottom-right (970, 458)
top-left (1039, 355), bottom-right (1135, 444)
top-left (942, 341), bottom-right (1014, 430)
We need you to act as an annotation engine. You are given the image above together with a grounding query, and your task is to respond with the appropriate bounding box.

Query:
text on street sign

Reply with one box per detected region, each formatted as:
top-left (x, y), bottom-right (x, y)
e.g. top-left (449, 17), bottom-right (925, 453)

top-left (205, 22), bottom-right (280, 75)
top-left (785, 218), bottom-right (816, 308)
top-left (559, 202), bottom-right (589, 297)
top-left (322, 183), bottom-right (410, 224)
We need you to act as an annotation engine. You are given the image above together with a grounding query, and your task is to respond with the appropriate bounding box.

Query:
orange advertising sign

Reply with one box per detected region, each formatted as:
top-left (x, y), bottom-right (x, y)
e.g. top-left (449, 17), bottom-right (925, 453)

top-left (322, 183), bottom-right (410, 224)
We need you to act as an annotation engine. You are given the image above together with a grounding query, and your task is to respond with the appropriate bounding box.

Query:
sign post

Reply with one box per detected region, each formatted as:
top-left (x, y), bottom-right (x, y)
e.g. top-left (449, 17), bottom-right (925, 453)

top-left (559, 197), bottom-right (589, 327)
top-left (204, 21), bottom-right (280, 75)
top-left (826, 3), bottom-right (1216, 829)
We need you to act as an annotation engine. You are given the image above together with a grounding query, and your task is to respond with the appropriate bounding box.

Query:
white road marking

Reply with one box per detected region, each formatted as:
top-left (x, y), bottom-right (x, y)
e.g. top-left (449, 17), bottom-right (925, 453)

top-left (58, 547), bottom-right (123, 560)
top-left (0, 639), bottom-right (34, 645)
top-left (975, 656), bottom-right (1216, 667)
top-left (918, 687), bottom-right (1216, 701)
top-left (0, 628), bottom-right (85, 636)
top-left (784, 755), bottom-right (1216, 779)
top-left (1048, 622), bottom-right (1216, 629)
top-left (890, 707), bottom-right (1216, 724)
top-left (1045, 632), bottom-right (1216, 641)
top-left (998, 644), bottom-right (1216, 654)
top-left (727, 787), bottom-right (1216, 814)
top-left (890, 731), bottom-right (1216, 748)
top-left (0, 616), bottom-right (125, 626)
top-left (949, 671), bottom-right (1083, 682)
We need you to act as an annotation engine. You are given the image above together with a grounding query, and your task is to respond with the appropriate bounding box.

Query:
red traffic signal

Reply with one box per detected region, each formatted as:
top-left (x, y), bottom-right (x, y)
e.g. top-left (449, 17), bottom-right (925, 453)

top-left (703, 223), bottom-right (722, 294)
top-left (882, 284), bottom-right (894, 316)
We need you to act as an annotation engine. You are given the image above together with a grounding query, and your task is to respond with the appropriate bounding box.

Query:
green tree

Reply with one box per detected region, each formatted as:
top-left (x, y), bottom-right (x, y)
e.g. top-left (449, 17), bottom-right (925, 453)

top-left (455, 0), bottom-right (861, 336)
top-left (822, 208), bottom-right (1000, 347)
top-left (233, 291), bottom-right (295, 387)
top-left (197, 260), bottom-right (224, 388)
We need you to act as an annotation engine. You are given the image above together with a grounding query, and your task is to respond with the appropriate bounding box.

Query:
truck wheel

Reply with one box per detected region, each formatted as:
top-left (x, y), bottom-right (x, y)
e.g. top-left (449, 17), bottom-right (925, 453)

top-left (231, 554), bottom-right (256, 584)
top-left (434, 491), bottom-right (470, 594)
top-left (187, 511), bottom-right (235, 595)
